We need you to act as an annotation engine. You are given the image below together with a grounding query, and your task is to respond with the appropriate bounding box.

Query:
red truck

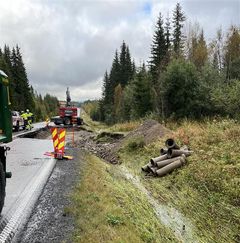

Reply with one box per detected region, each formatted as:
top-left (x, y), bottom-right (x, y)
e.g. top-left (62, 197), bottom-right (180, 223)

top-left (52, 107), bottom-right (83, 126)
top-left (51, 88), bottom-right (83, 126)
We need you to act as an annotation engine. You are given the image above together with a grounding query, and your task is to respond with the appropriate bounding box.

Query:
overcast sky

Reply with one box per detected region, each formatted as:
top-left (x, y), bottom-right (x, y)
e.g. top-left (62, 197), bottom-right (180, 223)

top-left (0, 0), bottom-right (239, 101)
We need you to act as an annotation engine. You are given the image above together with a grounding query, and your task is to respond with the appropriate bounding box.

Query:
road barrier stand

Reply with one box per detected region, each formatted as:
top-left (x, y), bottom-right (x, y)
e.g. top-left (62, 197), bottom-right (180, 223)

top-left (47, 127), bottom-right (73, 160)
top-left (51, 127), bottom-right (59, 155)
top-left (57, 128), bottom-right (66, 159)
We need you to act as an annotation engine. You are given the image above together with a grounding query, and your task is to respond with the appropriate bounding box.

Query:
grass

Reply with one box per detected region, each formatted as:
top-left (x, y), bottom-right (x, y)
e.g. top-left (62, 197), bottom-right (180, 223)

top-left (81, 109), bottom-right (141, 134)
top-left (76, 110), bottom-right (240, 241)
top-left (118, 119), bottom-right (240, 243)
top-left (67, 153), bottom-right (178, 243)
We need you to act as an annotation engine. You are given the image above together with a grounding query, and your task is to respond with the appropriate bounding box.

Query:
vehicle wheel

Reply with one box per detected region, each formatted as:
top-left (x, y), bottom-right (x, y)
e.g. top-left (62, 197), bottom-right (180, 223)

top-left (54, 121), bottom-right (61, 125)
top-left (15, 121), bottom-right (19, 132)
top-left (64, 117), bottom-right (71, 125)
top-left (77, 118), bottom-right (83, 125)
top-left (0, 162), bottom-right (6, 214)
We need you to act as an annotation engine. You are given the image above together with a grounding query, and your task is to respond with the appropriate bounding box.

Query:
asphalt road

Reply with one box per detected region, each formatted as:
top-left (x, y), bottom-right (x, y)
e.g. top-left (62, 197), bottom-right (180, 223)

top-left (15, 148), bottom-right (82, 243)
top-left (0, 123), bottom-right (56, 242)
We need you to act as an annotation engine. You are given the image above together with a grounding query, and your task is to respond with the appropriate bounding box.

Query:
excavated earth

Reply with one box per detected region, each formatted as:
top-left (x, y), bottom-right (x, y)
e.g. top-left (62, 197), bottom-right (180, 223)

top-left (16, 119), bottom-right (169, 242)
top-left (72, 119), bottom-right (171, 164)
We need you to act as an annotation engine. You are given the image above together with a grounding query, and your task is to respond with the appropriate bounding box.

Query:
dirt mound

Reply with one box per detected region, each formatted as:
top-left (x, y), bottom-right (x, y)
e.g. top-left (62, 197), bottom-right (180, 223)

top-left (70, 120), bottom-right (171, 165)
top-left (115, 120), bottom-right (171, 151)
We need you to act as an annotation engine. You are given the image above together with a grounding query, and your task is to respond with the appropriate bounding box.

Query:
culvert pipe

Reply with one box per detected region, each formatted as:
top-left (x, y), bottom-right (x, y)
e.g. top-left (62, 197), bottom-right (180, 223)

top-left (149, 166), bottom-right (158, 174)
top-left (165, 138), bottom-right (180, 149)
top-left (141, 162), bottom-right (152, 172)
top-left (156, 155), bottom-right (185, 168)
top-left (160, 148), bottom-right (168, 155)
top-left (156, 156), bottom-right (186, 177)
top-left (167, 149), bottom-right (193, 158)
top-left (150, 154), bottom-right (168, 166)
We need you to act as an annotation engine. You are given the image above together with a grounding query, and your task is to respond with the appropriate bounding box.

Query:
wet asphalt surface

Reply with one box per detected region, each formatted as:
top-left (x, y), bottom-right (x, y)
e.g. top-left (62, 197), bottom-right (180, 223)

top-left (15, 147), bottom-right (83, 243)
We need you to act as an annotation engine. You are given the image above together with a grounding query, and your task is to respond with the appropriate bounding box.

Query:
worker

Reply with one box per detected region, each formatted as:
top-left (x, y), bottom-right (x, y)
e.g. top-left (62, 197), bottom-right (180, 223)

top-left (25, 109), bottom-right (34, 130)
top-left (21, 111), bottom-right (28, 130)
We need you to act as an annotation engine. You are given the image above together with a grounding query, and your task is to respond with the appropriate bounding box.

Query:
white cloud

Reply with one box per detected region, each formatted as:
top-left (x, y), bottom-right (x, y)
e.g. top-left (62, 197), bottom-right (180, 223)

top-left (0, 0), bottom-right (239, 101)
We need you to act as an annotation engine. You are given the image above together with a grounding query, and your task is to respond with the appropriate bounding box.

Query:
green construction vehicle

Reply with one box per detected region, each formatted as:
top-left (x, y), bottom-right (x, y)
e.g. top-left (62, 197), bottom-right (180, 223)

top-left (0, 70), bottom-right (12, 213)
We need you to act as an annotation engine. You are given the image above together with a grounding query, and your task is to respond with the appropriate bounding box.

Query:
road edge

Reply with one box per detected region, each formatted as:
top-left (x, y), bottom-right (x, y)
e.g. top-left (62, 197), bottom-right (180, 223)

top-left (0, 158), bottom-right (56, 242)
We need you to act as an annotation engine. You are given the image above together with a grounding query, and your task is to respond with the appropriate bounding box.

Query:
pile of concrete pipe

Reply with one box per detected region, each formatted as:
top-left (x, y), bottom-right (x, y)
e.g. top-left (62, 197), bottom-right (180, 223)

top-left (141, 138), bottom-right (193, 177)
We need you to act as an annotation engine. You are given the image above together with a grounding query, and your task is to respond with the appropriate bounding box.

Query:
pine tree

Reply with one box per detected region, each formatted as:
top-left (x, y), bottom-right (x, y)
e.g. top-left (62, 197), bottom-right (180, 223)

top-left (172, 3), bottom-right (186, 57)
top-left (149, 13), bottom-right (167, 83)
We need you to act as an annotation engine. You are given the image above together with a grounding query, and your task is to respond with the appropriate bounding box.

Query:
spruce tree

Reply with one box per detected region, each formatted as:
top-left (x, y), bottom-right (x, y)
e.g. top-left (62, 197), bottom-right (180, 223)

top-left (172, 3), bottom-right (186, 57)
top-left (165, 15), bottom-right (171, 63)
top-left (149, 13), bottom-right (167, 84)
top-left (119, 42), bottom-right (133, 87)
top-left (12, 46), bottom-right (34, 111)
top-left (109, 50), bottom-right (120, 101)
top-left (132, 63), bottom-right (152, 118)
top-left (2, 45), bottom-right (16, 107)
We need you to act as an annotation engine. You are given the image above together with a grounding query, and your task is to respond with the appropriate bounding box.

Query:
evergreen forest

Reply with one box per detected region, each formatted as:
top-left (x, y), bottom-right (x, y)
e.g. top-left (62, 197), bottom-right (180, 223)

top-left (0, 45), bottom-right (59, 121)
top-left (91, 3), bottom-right (240, 124)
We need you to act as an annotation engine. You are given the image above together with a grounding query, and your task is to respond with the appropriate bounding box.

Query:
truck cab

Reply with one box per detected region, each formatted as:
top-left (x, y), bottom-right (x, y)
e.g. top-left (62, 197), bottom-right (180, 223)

top-left (0, 70), bottom-right (12, 213)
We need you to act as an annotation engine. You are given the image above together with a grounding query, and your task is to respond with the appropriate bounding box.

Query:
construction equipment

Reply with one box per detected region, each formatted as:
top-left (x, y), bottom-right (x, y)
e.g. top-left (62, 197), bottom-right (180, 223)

top-left (0, 70), bottom-right (12, 213)
top-left (51, 88), bottom-right (83, 126)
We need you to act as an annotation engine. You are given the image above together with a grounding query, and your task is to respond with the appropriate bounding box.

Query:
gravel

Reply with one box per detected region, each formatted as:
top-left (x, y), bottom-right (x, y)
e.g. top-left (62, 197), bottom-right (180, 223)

top-left (15, 148), bottom-right (83, 243)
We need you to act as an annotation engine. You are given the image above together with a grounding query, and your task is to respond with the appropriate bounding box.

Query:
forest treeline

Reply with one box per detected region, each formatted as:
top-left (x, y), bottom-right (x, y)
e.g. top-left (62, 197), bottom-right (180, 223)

top-left (89, 3), bottom-right (240, 124)
top-left (0, 45), bottom-right (59, 121)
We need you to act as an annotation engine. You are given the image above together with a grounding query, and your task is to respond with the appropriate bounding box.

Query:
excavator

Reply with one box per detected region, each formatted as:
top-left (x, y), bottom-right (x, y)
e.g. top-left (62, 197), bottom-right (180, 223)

top-left (0, 70), bottom-right (12, 213)
top-left (51, 87), bottom-right (83, 126)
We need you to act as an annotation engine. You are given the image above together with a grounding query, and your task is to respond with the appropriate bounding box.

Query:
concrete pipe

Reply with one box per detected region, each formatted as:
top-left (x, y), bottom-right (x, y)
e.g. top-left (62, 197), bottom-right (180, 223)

top-left (160, 148), bottom-right (168, 155)
top-left (156, 155), bottom-right (186, 168)
top-left (165, 138), bottom-right (180, 149)
top-left (141, 162), bottom-right (152, 172)
top-left (150, 154), bottom-right (168, 166)
top-left (167, 149), bottom-right (193, 158)
top-left (156, 156), bottom-right (186, 177)
top-left (149, 166), bottom-right (158, 175)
